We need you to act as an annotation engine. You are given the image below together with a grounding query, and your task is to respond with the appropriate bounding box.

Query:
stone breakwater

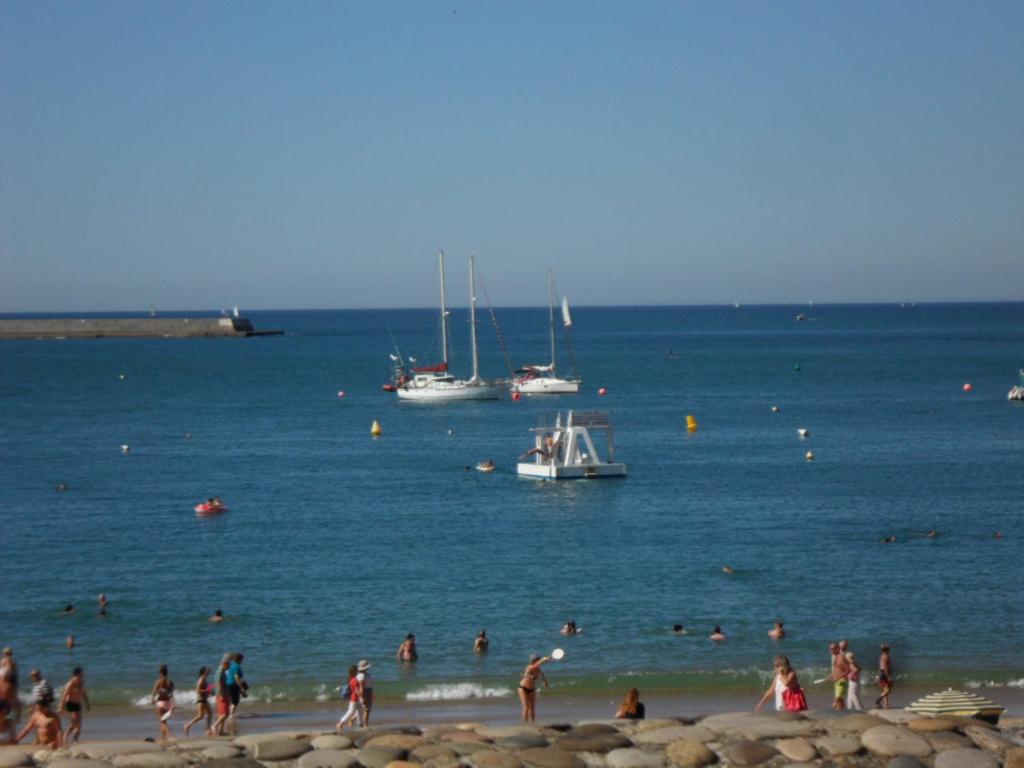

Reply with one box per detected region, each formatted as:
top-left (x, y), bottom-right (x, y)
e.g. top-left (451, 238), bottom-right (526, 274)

top-left (0, 317), bottom-right (281, 339)
top-left (3, 710), bottom-right (1024, 768)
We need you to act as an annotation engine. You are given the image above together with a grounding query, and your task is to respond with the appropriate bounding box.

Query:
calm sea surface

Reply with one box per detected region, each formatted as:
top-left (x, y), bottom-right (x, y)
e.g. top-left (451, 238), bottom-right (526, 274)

top-left (2, 304), bottom-right (1023, 707)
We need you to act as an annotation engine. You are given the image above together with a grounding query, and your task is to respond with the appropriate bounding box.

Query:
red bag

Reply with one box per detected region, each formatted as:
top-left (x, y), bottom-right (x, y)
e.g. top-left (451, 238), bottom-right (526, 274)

top-left (782, 687), bottom-right (808, 712)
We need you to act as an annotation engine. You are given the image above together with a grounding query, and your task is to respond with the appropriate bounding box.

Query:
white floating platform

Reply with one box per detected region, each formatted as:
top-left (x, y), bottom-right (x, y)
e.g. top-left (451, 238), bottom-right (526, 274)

top-left (516, 410), bottom-right (626, 481)
top-left (517, 461), bottom-right (626, 480)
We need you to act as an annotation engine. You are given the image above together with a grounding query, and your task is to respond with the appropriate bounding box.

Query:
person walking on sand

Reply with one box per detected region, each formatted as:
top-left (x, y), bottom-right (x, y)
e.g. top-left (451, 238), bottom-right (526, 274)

top-left (756, 654), bottom-right (807, 712)
top-left (845, 651), bottom-right (863, 710)
top-left (211, 658), bottom-right (231, 736)
top-left (0, 675), bottom-right (15, 743)
top-left (830, 643), bottom-right (850, 709)
top-left (336, 664), bottom-right (364, 730)
top-left (30, 669), bottom-right (54, 708)
top-left (876, 644), bottom-right (893, 708)
top-left (225, 652), bottom-right (248, 732)
top-left (150, 664), bottom-right (175, 744)
top-left (15, 701), bottom-right (63, 748)
top-left (518, 654), bottom-right (550, 723)
top-left (0, 648), bottom-right (20, 722)
top-left (396, 633), bottom-right (418, 662)
top-left (357, 660), bottom-right (374, 726)
top-left (183, 666), bottom-right (212, 737)
top-left (474, 630), bottom-right (489, 654)
top-left (60, 666), bottom-right (89, 743)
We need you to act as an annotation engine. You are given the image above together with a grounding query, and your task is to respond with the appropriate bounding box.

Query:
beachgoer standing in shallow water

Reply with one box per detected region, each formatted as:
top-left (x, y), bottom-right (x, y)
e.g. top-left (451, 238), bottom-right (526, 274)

top-left (1, 648), bottom-right (20, 721)
top-left (518, 654), bottom-right (550, 723)
top-left (16, 701), bottom-right (63, 748)
top-left (183, 666), bottom-right (212, 737)
top-left (150, 665), bottom-right (175, 743)
top-left (336, 664), bottom-right (364, 730)
top-left (769, 621), bottom-right (785, 639)
top-left (710, 626), bottom-right (726, 641)
top-left (98, 594), bottom-right (108, 617)
top-left (830, 643), bottom-right (850, 709)
top-left (211, 659), bottom-right (230, 736)
top-left (756, 654), bottom-right (807, 712)
top-left (845, 651), bottom-right (863, 710)
top-left (396, 633), bottom-right (418, 662)
top-left (0, 672), bottom-right (15, 742)
top-left (357, 660), bottom-right (374, 726)
top-left (876, 644), bottom-right (893, 708)
top-left (615, 688), bottom-right (645, 719)
top-left (30, 669), bottom-right (54, 707)
top-left (474, 630), bottom-right (489, 653)
top-left (60, 666), bottom-right (89, 743)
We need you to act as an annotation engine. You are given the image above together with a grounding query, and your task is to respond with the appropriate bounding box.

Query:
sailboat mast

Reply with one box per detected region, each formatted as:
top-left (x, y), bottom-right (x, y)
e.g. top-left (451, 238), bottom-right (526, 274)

top-left (469, 254), bottom-right (479, 383)
top-left (439, 250), bottom-right (449, 369)
top-left (547, 267), bottom-right (557, 372)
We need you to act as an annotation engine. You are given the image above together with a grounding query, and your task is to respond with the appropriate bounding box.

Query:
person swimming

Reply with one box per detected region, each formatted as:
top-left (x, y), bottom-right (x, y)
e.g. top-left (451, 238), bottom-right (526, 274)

top-left (769, 621), bottom-right (786, 639)
top-left (710, 625), bottom-right (727, 641)
top-left (672, 624), bottom-right (688, 635)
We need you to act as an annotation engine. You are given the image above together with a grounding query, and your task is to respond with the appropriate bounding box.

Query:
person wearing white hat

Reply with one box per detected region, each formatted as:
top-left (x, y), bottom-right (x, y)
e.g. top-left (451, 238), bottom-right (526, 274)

top-left (356, 661), bottom-right (374, 725)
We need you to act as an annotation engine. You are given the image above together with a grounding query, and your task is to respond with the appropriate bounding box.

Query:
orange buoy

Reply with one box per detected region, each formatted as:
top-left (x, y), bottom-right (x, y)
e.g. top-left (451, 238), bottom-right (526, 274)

top-left (371, 420), bottom-right (382, 437)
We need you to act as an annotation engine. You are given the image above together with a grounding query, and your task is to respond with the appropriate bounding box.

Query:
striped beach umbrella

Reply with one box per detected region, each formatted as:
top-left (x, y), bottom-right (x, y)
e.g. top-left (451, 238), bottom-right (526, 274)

top-left (907, 689), bottom-right (1005, 722)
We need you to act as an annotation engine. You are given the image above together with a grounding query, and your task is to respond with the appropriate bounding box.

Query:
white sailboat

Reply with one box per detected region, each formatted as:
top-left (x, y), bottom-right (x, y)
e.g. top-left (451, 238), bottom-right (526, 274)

top-left (396, 252), bottom-right (506, 402)
top-left (512, 269), bottom-right (581, 395)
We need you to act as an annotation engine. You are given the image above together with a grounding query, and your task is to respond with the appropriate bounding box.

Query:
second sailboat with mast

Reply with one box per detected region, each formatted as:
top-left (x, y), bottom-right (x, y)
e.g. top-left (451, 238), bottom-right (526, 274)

top-left (395, 251), bottom-right (506, 401)
top-left (512, 269), bottom-right (582, 395)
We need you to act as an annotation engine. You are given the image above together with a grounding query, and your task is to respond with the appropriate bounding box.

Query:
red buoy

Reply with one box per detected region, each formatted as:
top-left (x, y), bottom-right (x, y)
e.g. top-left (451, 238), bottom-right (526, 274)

top-left (598, 387), bottom-right (607, 396)
top-left (963, 383), bottom-right (973, 392)
top-left (511, 391), bottom-right (521, 401)
top-left (337, 390), bottom-right (346, 398)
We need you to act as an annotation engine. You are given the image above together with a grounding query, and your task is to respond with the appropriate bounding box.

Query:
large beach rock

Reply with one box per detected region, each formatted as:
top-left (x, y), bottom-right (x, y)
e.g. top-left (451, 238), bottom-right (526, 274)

top-left (634, 726), bottom-right (715, 746)
top-left (605, 748), bottom-right (666, 768)
top-left (442, 732), bottom-right (494, 744)
top-left (202, 747), bottom-right (245, 760)
top-left (822, 713), bottom-right (888, 733)
top-left (71, 743), bottom-right (163, 760)
top-left (872, 710), bottom-right (921, 725)
top-left (48, 760), bottom-right (112, 768)
top-left (927, 733), bottom-right (974, 752)
top-left (353, 729), bottom-right (422, 749)
top-left (814, 734), bottom-right (863, 756)
top-left (412, 746), bottom-right (459, 763)
top-left (701, 712), bottom-right (815, 740)
top-left (635, 721), bottom-right (688, 733)
top-left (665, 741), bottom-right (717, 768)
top-left (249, 737), bottom-right (313, 761)
top-left (556, 730), bottom-right (632, 754)
top-left (358, 746), bottom-right (409, 768)
top-left (520, 747), bottom-right (586, 768)
top-left (774, 739), bottom-right (817, 762)
top-left (110, 754), bottom-right (189, 768)
top-left (366, 736), bottom-right (428, 752)
top-left (311, 737), bottom-right (353, 751)
top-left (965, 725), bottom-right (1018, 754)
top-left (934, 749), bottom-right (1001, 768)
top-left (448, 741), bottom-right (495, 757)
top-left (385, 762), bottom-right (421, 768)
top-left (722, 740), bottom-right (777, 767)
top-left (297, 749), bottom-right (359, 768)
top-left (909, 718), bottom-right (958, 734)
top-left (202, 758), bottom-right (265, 768)
top-left (862, 725), bottom-right (933, 758)
top-left (497, 735), bottom-right (550, 750)
top-left (470, 751), bottom-right (524, 768)
top-left (0, 750), bottom-right (33, 768)
top-left (479, 726), bottom-right (546, 741)
top-left (1005, 747), bottom-right (1024, 768)
top-left (887, 757), bottom-right (927, 768)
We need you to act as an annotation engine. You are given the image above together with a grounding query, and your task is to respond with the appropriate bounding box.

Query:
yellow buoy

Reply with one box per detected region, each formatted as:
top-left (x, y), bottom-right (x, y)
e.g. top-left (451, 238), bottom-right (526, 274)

top-left (371, 420), bottom-right (382, 437)
top-left (805, 450), bottom-right (814, 461)
top-left (686, 415), bottom-right (698, 432)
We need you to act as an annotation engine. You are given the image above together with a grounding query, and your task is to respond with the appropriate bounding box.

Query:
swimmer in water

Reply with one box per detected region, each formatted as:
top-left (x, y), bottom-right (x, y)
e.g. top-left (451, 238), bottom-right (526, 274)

top-left (55, 483), bottom-right (69, 492)
top-left (560, 620), bottom-right (581, 636)
top-left (880, 535), bottom-right (897, 544)
top-left (710, 625), bottom-right (727, 641)
top-left (994, 531), bottom-right (1003, 539)
top-left (66, 636), bottom-right (75, 650)
top-left (769, 621), bottom-right (785, 640)
top-left (98, 594), bottom-right (108, 617)
top-left (722, 565), bottom-right (735, 575)
top-left (672, 624), bottom-right (688, 635)
top-left (209, 609), bottom-right (224, 623)
top-left (61, 605), bottom-right (74, 616)
top-left (474, 630), bottom-right (489, 654)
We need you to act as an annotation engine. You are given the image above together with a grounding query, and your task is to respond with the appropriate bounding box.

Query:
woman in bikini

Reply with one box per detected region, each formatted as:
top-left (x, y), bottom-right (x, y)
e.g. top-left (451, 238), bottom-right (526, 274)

top-left (518, 654), bottom-right (550, 723)
top-left (150, 665), bottom-right (175, 743)
top-left (183, 666), bottom-right (212, 737)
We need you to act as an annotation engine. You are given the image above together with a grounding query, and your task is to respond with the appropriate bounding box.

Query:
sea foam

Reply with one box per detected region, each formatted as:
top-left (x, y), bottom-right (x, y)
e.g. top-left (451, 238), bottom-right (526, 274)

top-left (406, 682), bottom-right (512, 701)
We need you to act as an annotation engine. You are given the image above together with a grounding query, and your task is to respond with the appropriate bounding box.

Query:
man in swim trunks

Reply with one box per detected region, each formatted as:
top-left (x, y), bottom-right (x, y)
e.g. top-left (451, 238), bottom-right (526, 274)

top-left (831, 643), bottom-right (850, 709)
top-left (60, 666), bottom-right (89, 743)
top-left (225, 653), bottom-right (247, 730)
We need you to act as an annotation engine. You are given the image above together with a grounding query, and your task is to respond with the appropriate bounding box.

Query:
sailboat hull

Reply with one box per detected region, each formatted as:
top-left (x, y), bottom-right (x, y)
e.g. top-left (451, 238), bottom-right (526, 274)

top-left (512, 377), bottom-right (581, 395)
top-left (397, 380), bottom-right (506, 401)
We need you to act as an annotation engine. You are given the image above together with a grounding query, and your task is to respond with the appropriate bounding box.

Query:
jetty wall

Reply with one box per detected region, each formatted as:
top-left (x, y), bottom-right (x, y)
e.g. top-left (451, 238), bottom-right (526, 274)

top-left (0, 317), bottom-right (279, 339)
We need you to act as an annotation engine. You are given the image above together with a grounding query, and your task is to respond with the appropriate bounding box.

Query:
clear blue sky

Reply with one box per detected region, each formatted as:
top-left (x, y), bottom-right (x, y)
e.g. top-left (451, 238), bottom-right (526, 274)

top-left (2, 1), bottom-right (1022, 311)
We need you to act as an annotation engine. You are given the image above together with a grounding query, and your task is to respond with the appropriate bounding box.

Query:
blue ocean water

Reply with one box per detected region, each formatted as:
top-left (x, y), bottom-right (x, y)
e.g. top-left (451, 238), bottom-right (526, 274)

top-left (1, 303), bottom-right (1023, 706)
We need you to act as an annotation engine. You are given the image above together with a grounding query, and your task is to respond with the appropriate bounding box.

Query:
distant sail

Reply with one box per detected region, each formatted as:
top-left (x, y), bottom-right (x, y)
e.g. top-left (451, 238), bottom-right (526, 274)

top-left (561, 297), bottom-right (572, 327)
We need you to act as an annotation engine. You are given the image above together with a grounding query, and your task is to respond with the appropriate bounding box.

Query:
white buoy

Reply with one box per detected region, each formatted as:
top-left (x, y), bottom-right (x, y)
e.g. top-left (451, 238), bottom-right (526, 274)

top-left (797, 428), bottom-right (809, 438)
top-left (771, 405), bottom-right (780, 413)
top-left (805, 450), bottom-right (814, 461)
top-left (120, 444), bottom-right (130, 453)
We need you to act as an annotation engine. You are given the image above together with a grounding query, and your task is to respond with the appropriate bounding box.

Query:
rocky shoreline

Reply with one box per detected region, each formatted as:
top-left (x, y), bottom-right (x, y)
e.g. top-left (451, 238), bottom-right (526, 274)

top-left (3, 709), bottom-right (1024, 768)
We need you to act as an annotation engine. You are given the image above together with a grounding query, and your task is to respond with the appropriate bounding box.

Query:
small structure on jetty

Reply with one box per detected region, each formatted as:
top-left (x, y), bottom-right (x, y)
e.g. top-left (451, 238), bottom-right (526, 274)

top-left (0, 316), bottom-right (282, 340)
